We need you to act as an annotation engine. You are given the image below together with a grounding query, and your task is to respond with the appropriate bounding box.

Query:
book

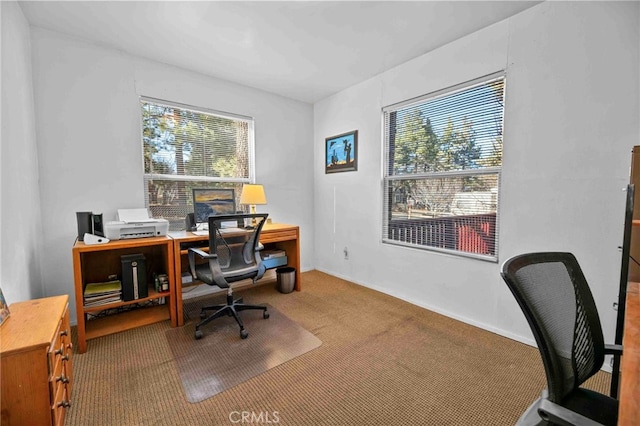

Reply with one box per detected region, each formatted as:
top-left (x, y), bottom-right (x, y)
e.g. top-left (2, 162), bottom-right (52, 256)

top-left (84, 280), bottom-right (122, 306)
top-left (84, 280), bottom-right (122, 296)
top-left (84, 291), bottom-right (122, 302)
top-left (84, 294), bottom-right (122, 307)
top-left (261, 250), bottom-right (286, 259)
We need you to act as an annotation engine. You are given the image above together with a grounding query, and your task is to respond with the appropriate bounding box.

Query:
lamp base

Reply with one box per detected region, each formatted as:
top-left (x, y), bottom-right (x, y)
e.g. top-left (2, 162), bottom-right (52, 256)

top-left (250, 205), bottom-right (257, 226)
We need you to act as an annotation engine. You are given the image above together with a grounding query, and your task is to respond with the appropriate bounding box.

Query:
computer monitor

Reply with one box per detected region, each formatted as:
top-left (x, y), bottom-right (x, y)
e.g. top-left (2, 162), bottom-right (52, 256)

top-left (192, 188), bottom-right (236, 225)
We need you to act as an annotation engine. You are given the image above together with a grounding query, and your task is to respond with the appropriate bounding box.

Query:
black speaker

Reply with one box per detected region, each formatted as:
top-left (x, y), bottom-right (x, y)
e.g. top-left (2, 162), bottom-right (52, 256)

top-left (92, 213), bottom-right (104, 237)
top-left (76, 212), bottom-right (93, 241)
top-left (185, 213), bottom-right (196, 232)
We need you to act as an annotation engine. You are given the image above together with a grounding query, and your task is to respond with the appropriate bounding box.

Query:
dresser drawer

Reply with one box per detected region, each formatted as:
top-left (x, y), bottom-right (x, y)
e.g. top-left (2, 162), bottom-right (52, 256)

top-left (48, 322), bottom-right (72, 390)
top-left (49, 349), bottom-right (71, 402)
top-left (60, 307), bottom-right (73, 395)
top-left (51, 384), bottom-right (70, 426)
top-left (49, 303), bottom-right (72, 425)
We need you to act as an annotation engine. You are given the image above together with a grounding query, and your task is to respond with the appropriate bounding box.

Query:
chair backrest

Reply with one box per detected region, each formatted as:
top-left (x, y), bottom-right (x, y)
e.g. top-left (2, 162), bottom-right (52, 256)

top-left (208, 213), bottom-right (268, 281)
top-left (500, 252), bottom-right (605, 402)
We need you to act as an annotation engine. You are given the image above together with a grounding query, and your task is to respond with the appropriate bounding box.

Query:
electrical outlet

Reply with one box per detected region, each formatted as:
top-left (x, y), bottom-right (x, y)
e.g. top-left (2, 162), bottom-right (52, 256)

top-left (343, 247), bottom-right (349, 260)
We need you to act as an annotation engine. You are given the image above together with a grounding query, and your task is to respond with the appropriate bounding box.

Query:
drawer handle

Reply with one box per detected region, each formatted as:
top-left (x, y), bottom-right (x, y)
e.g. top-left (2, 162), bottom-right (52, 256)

top-left (60, 329), bottom-right (69, 337)
top-left (54, 348), bottom-right (63, 356)
top-left (56, 375), bottom-right (69, 384)
top-left (62, 355), bottom-right (70, 362)
top-left (57, 400), bottom-right (71, 409)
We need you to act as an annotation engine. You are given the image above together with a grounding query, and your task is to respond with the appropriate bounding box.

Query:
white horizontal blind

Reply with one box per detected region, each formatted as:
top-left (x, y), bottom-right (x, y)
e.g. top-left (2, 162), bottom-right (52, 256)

top-left (382, 73), bottom-right (505, 261)
top-left (141, 97), bottom-right (254, 230)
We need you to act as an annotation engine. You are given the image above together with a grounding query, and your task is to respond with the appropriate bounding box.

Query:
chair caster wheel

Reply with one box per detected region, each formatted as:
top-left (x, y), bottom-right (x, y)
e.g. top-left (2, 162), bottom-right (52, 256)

top-left (195, 330), bottom-right (203, 340)
top-left (263, 311), bottom-right (270, 319)
top-left (240, 329), bottom-right (249, 339)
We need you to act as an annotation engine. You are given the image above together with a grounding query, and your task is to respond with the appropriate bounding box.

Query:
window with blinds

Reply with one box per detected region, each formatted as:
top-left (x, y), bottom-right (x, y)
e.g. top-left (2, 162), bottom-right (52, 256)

top-left (141, 97), bottom-right (254, 230)
top-left (382, 73), bottom-right (505, 261)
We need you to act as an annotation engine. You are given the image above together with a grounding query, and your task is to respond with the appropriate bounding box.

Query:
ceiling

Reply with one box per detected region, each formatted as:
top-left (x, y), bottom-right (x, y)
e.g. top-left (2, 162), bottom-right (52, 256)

top-left (19, 1), bottom-right (540, 104)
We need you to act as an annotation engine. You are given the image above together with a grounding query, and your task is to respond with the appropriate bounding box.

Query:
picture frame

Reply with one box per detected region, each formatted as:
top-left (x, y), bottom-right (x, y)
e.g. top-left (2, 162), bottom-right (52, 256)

top-left (325, 130), bottom-right (358, 174)
top-left (0, 287), bottom-right (9, 326)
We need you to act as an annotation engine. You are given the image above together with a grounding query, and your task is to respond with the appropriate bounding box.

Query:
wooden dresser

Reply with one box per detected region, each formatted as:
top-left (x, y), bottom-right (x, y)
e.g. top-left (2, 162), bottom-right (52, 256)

top-left (0, 295), bottom-right (73, 426)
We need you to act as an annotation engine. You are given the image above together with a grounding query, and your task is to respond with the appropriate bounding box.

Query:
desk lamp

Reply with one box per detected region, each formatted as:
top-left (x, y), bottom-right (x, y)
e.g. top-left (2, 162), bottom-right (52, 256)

top-left (240, 184), bottom-right (267, 225)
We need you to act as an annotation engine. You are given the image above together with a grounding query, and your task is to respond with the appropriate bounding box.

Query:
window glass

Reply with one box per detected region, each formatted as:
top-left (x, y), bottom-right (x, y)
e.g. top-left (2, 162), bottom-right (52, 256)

top-left (382, 74), bottom-right (505, 261)
top-left (141, 98), bottom-right (254, 230)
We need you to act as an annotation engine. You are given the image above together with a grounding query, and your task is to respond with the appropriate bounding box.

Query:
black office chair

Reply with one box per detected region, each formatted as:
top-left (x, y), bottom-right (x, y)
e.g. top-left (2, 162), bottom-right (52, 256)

top-left (188, 213), bottom-right (270, 340)
top-left (501, 252), bottom-right (622, 426)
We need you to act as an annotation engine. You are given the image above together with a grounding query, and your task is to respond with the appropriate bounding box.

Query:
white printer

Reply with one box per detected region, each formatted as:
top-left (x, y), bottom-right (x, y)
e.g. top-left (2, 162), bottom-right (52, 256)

top-left (104, 208), bottom-right (169, 240)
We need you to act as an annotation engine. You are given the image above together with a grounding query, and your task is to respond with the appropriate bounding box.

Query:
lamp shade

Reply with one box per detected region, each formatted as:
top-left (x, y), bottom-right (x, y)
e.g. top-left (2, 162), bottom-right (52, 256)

top-left (240, 184), bottom-right (267, 205)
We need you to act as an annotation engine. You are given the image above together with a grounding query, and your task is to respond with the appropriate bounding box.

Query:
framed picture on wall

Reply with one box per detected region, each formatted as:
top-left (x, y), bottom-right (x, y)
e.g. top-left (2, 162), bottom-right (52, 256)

top-left (325, 130), bottom-right (358, 173)
top-left (0, 287), bottom-right (9, 326)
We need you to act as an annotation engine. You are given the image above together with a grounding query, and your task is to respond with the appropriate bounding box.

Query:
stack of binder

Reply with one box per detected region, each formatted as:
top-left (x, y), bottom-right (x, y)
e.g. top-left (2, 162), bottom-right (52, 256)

top-left (261, 249), bottom-right (287, 269)
top-left (261, 249), bottom-right (286, 260)
top-left (84, 280), bottom-right (122, 307)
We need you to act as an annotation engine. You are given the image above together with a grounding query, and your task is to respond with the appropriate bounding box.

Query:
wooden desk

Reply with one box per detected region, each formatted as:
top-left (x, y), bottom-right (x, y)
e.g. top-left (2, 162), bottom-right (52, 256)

top-left (72, 236), bottom-right (176, 353)
top-left (619, 281), bottom-right (640, 425)
top-left (170, 223), bottom-right (300, 326)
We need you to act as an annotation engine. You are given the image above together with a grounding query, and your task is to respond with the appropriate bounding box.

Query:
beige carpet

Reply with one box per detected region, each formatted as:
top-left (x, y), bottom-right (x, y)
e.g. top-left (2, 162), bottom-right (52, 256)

top-left (166, 302), bottom-right (322, 403)
top-left (67, 270), bottom-right (610, 425)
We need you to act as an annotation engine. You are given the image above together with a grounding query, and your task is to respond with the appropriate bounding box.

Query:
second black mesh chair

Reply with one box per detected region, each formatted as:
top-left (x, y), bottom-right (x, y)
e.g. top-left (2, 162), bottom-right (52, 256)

top-left (501, 252), bottom-right (621, 426)
top-left (188, 213), bottom-right (269, 340)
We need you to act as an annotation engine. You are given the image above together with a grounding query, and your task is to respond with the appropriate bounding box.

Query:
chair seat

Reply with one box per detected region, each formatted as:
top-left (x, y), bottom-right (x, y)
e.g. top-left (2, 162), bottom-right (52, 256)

top-left (562, 388), bottom-right (618, 426)
top-left (518, 389), bottom-right (618, 426)
top-left (194, 263), bottom-right (258, 287)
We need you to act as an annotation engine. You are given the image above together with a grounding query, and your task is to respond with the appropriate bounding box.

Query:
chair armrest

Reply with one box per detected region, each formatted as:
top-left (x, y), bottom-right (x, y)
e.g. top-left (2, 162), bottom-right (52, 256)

top-left (538, 399), bottom-right (607, 426)
top-left (188, 247), bottom-right (215, 259)
top-left (604, 344), bottom-right (623, 356)
top-left (188, 247), bottom-right (217, 279)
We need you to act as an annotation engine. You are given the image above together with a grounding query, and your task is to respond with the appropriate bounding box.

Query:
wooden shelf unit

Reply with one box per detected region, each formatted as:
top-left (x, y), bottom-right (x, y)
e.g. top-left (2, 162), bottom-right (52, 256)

top-left (72, 236), bottom-right (176, 353)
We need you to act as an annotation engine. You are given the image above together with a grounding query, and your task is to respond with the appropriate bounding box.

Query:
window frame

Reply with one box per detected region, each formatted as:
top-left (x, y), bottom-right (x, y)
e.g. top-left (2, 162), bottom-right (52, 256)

top-left (140, 96), bottom-right (256, 229)
top-left (382, 72), bottom-right (505, 262)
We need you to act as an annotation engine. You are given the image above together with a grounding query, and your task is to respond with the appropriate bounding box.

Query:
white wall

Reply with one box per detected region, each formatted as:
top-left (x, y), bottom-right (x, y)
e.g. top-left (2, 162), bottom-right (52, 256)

top-left (30, 28), bottom-right (315, 324)
top-left (314, 1), bottom-right (640, 350)
top-left (1, 1), bottom-right (43, 303)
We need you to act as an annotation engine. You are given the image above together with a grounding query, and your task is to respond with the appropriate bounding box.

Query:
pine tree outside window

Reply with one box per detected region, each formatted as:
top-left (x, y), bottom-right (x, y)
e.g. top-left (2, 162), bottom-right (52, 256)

top-left (382, 73), bottom-right (505, 261)
top-left (141, 97), bottom-right (255, 230)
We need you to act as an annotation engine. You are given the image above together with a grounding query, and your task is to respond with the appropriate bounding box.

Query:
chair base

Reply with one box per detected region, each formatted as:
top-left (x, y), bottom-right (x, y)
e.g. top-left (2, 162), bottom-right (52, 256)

top-left (194, 289), bottom-right (269, 340)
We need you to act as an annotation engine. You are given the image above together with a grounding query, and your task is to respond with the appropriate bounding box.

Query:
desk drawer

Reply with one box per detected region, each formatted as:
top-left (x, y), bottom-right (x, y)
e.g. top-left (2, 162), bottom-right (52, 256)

top-left (260, 229), bottom-right (298, 244)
